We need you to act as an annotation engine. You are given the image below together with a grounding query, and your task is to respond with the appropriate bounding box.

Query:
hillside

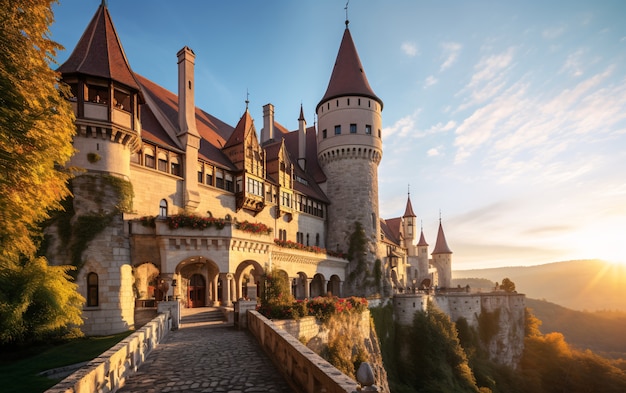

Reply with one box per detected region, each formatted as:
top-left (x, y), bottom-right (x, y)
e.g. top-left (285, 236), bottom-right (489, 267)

top-left (525, 298), bottom-right (626, 359)
top-left (453, 259), bottom-right (626, 311)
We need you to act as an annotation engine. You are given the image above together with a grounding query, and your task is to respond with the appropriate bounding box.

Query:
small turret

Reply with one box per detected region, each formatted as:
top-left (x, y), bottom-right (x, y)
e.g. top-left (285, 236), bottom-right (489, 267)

top-left (432, 219), bottom-right (453, 288)
top-left (402, 191), bottom-right (417, 244)
top-left (298, 105), bottom-right (307, 170)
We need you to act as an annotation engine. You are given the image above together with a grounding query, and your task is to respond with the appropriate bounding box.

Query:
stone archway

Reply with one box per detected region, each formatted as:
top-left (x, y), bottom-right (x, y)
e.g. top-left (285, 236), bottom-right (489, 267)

top-left (176, 256), bottom-right (219, 308)
top-left (133, 262), bottom-right (160, 306)
top-left (310, 273), bottom-right (326, 298)
top-left (327, 274), bottom-right (341, 297)
top-left (294, 272), bottom-right (309, 300)
top-left (234, 260), bottom-right (265, 301)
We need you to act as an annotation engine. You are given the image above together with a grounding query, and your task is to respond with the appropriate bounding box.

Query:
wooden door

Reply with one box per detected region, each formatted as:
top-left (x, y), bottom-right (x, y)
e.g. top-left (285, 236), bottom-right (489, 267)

top-left (187, 274), bottom-right (206, 308)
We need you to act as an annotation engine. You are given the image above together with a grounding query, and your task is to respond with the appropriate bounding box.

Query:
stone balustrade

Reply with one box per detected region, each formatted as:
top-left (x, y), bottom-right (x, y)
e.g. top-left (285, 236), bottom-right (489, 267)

top-left (247, 310), bottom-right (359, 393)
top-left (44, 312), bottom-right (171, 393)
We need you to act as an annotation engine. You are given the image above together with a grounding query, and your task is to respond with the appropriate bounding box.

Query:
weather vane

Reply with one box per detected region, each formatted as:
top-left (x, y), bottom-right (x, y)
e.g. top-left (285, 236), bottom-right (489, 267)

top-left (345, 0), bottom-right (350, 26)
top-left (245, 89), bottom-right (250, 110)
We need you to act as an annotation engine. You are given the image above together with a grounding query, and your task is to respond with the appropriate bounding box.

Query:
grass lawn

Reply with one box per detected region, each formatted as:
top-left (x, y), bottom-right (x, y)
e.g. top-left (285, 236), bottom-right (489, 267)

top-left (0, 331), bottom-right (132, 393)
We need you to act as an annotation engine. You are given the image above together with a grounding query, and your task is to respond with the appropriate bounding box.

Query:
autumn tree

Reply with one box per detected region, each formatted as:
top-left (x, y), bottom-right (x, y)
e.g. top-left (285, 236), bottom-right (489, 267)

top-left (0, 0), bottom-right (83, 345)
top-left (500, 278), bottom-right (516, 293)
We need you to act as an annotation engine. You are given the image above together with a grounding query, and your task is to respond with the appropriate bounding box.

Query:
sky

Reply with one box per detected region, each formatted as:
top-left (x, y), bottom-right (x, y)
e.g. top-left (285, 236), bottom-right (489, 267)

top-left (50, 1), bottom-right (626, 269)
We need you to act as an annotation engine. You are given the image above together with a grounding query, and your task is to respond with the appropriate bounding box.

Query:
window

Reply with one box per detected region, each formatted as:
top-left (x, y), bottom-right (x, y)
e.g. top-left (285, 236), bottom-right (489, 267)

top-left (157, 152), bottom-right (168, 172)
top-left (145, 154), bottom-right (155, 168)
top-left (159, 199), bottom-right (168, 217)
top-left (347, 98), bottom-right (350, 106)
top-left (216, 170), bottom-right (224, 189)
top-left (322, 129), bottom-right (327, 139)
top-left (335, 125), bottom-right (341, 135)
top-left (87, 273), bottom-right (99, 307)
top-left (315, 233), bottom-right (320, 247)
top-left (365, 125), bottom-right (372, 135)
top-left (113, 89), bottom-right (130, 112)
top-left (247, 178), bottom-right (263, 197)
top-left (281, 192), bottom-right (291, 208)
top-left (170, 157), bottom-right (180, 176)
top-left (87, 84), bottom-right (108, 104)
top-left (225, 174), bottom-right (233, 192)
top-left (198, 164), bottom-right (204, 183)
top-left (378, 129), bottom-right (381, 138)
top-left (350, 124), bottom-right (357, 134)
top-left (306, 233), bottom-right (310, 246)
top-left (130, 151), bottom-right (141, 164)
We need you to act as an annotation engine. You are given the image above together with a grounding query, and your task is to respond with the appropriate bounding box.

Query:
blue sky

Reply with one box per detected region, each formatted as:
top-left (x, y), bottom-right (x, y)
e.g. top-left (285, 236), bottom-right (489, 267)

top-left (50, 1), bottom-right (626, 269)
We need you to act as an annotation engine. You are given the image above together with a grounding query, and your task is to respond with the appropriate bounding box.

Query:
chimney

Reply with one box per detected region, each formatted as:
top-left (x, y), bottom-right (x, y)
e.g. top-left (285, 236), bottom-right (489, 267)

top-left (177, 46), bottom-right (198, 138)
top-left (298, 105), bottom-right (306, 170)
top-left (262, 103), bottom-right (274, 144)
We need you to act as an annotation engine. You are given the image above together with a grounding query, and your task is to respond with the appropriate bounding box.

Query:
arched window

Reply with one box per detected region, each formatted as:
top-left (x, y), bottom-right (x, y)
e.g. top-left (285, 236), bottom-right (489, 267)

top-left (159, 199), bottom-right (168, 217)
top-left (87, 272), bottom-right (99, 307)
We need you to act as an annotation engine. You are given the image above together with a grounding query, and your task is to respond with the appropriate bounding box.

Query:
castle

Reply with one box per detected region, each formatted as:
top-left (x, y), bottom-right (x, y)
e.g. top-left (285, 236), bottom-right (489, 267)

top-left (50, 2), bottom-right (458, 336)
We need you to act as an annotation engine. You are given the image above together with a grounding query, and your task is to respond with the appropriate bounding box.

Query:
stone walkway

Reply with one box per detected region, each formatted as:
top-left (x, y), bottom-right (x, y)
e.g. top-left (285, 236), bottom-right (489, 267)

top-left (117, 316), bottom-right (294, 392)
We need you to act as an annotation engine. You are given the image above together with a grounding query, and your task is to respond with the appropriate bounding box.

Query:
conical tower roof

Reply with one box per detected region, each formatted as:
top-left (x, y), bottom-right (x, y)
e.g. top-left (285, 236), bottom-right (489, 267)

top-left (57, 1), bottom-right (140, 90)
top-left (432, 221), bottom-right (452, 254)
top-left (403, 194), bottom-right (416, 217)
top-left (417, 229), bottom-right (429, 247)
top-left (316, 25), bottom-right (382, 112)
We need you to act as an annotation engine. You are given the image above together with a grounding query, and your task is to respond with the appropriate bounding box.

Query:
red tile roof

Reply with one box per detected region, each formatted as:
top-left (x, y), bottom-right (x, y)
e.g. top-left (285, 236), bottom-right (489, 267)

top-left (417, 229), bottom-right (429, 247)
top-left (317, 27), bottom-right (382, 111)
top-left (403, 195), bottom-right (416, 217)
top-left (432, 222), bottom-right (453, 254)
top-left (57, 3), bottom-right (140, 90)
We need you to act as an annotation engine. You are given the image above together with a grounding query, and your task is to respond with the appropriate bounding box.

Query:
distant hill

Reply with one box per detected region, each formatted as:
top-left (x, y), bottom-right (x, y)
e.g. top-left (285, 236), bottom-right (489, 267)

top-left (453, 259), bottom-right (626, 312)
top-left (525, 298), bottom-right (626, 359)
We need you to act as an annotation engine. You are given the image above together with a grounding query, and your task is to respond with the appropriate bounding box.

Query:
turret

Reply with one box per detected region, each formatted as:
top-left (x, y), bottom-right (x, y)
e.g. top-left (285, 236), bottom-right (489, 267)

top-left (431, 219), bottom-right (453, 288)
top-left (316, 20), bottom-right (383, 295)
top-left (416, 226), bottom-right (430, 285)
top-left (57, 0), bottom-right (142, 178)
top-left (402, 192), bottom-right (417, 246)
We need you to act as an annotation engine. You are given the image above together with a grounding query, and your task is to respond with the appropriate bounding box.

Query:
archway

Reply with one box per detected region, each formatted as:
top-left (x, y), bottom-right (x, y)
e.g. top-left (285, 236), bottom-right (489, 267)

top-left (310, 273), bottom-right (326, 298)
top-left (177, 256), bottom-right (219, 308)
top-left (327, 275), bottom-right (341, 297)
top-left (234, 260), bottom-right (265, 301)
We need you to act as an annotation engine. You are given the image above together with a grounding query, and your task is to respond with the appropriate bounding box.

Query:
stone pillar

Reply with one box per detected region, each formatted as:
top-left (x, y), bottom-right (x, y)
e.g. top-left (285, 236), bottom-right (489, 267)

top-left (211, 275), bottom-right (219, 306)
top-left (221, 273), bottom-right (234, 307)
top-left (305, 278), bottom-right (312, 299)
top-left (247, 275), bottom-right (257, 301)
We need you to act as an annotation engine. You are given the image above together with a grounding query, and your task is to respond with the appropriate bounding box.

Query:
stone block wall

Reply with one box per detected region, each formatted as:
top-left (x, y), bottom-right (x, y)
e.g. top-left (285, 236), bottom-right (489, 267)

top-left (45, 312), bottom-right (171, 393)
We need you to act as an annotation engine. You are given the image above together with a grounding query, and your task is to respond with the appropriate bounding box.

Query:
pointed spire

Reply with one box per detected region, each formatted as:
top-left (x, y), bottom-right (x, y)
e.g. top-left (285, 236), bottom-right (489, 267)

top-left (299, 103), bottom-right (305, 121)
top-left (403, 189), bottom-right (416, 218)
top-left (417, 224), bottom-right (429, 247)
top-left (316, 24), bottom-right (382, 112)
top-left (432, 220), bottom-right (452, 254)
top-left (58, 2), bottom-right (139, 90)
top-left (223, 109), bottom-right (255, 149)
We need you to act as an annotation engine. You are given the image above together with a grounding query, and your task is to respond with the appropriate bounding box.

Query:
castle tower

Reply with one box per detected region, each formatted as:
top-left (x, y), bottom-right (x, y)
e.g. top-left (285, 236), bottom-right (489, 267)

top-left (316, 20), bottom-right (383, 272)
top-left (402, 192), bottom-right (417, 250)
top-left (431, 219), bottom-right (453, 288)
top-left (416, 226), bottom-right (430, 286)
top-left (57, 1), bottom-right (142, 178)
top-left (56, 1), bottom-right (140, 334)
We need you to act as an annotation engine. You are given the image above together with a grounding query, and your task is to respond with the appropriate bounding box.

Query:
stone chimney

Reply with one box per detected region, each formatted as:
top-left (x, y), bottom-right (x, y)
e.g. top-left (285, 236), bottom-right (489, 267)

top-left (262, 103), bottom-right (275, 144)
top-left (298, 105), bottom-right (306, 170)
top-left (177, 46), bottom-right (198, 138)
top-left (176, 46), bottom-right (200, 210)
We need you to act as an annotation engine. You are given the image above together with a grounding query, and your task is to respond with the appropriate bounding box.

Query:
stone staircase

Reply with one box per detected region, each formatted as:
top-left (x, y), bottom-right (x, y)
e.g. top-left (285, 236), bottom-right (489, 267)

top-left (180, 306), bottom-right (228, 327)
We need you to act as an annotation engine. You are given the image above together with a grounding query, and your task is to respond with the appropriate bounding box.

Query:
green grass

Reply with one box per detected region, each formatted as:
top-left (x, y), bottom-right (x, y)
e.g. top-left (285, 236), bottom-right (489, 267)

top-left (0, 331), bottom-right (132, 393)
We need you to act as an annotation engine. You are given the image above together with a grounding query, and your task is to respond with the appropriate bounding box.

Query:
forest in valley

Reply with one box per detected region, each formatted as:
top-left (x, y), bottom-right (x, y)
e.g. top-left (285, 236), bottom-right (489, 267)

top-left (371, 301), bottom-right (626, 393)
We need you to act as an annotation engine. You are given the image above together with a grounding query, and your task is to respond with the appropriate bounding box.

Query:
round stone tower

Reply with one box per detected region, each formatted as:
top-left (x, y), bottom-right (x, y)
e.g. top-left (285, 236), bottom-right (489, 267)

top-left (316, 21), bottom-right (383, 266)
top-left (57, 2), bottom-right (142, 178)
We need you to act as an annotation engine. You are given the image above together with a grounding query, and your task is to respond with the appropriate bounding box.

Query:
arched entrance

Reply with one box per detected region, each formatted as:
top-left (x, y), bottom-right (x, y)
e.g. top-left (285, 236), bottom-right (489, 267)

top-left (187, 273), bottom-right (206, 308)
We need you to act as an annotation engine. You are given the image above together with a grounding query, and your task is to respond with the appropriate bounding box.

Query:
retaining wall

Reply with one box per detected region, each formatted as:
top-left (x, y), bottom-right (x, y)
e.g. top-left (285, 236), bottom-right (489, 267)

top-left (248, 310), bottom-right (358, 393)
top-left (45, 312), bottom-right (171, 393)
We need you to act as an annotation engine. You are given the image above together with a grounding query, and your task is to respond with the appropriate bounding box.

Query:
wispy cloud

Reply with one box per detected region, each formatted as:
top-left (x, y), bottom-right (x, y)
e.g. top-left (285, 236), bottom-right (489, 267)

top-left (440, 42), bottom-right (462, 71)
top-left (542, 25), bottom-right (566, 39)
top-left (560, 48), bottom-right (586, 77)
top-left (401, 41), bottom-right (419, 57)
top-left (423, 75), bottom-right (438, 88)
top-left (458, 48), bottom-right (515, 110)
top-left (383, 110), bottom-right (420, 139)
top-left (427, 147), bottom-right (442, 157)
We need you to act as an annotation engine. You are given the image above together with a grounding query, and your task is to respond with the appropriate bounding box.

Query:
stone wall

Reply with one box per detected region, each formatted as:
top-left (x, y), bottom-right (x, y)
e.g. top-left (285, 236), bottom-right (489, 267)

top-left (45, 312), bottom-right (171, 393)
top-left (247, 310), bottom-right (359, 393)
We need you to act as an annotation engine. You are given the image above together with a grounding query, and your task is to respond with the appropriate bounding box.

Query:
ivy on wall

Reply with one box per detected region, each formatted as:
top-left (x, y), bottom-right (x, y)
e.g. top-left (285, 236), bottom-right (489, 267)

top-left (47, 174), bottom-right (133, 277)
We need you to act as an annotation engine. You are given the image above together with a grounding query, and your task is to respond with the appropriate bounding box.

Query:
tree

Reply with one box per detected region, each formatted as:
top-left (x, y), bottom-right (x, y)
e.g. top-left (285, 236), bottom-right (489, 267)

top-left (0, 0), bottom-right (82, 345)
top-left (500, 278), bottom-right (516, 293)
top-left (0, 0), bottom-right (75, 258)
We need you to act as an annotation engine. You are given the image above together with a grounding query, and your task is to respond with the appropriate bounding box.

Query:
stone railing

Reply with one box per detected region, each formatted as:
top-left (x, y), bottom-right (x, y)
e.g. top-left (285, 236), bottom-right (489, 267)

top-left (247, 310), bottom-right (358, 393)
top-left (45, 312), bottom-right (171, 393)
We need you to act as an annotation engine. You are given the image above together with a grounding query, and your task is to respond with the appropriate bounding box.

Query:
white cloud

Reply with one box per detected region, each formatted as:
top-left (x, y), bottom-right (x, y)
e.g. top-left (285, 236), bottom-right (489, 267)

top-left (458, 48), bottom-right (515, 110)
top-left (542, 25), bottom-right (566, 39)
top-left (560, 48), bottom-right (586, 77)
top-left (423, 75), bottom-right (438, 88)
top-left (427, 147), bottom-right (441, 157)
top-left (383, 111), bottom-right (420, 139)
top-left (440, 42), bottom-right (462, 71)
top-left (401, 41), bottom-right (418, 57)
